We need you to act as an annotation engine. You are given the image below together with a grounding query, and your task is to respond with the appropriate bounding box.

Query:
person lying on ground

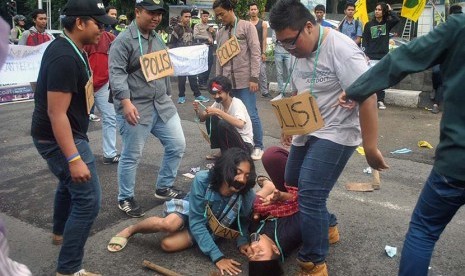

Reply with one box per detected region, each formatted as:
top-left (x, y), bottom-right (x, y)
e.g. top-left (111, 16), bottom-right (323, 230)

top-left (107, 148), bottom-right (256, 276)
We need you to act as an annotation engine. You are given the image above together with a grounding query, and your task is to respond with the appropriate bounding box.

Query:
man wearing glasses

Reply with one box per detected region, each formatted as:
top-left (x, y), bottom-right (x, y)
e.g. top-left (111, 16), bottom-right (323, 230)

top-left (270, 0), bottom-right (387, 275)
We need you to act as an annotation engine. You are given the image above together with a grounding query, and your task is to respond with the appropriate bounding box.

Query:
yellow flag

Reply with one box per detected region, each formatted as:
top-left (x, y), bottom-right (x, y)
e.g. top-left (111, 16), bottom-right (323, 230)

top-left (401, 0), bottom-right (427, 22)
top-left (354, 0), bottom-right (369, 25)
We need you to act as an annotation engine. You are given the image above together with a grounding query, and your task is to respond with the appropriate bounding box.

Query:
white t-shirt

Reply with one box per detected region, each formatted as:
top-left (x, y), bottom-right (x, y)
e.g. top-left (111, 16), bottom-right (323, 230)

top-left (291, 29), bottom-right (368, 147)
top-left (211, 97), bottom-right (254, 145)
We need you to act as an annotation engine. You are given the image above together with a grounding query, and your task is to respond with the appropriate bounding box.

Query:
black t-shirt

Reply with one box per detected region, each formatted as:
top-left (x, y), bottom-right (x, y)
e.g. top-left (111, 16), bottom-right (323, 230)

top-left (31, 37), bottom-right (90, 141)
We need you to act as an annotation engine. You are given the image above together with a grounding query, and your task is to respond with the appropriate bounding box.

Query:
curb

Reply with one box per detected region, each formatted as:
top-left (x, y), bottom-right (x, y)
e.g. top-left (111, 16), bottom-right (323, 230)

top-left (268, 82), bottom-right (422, 108)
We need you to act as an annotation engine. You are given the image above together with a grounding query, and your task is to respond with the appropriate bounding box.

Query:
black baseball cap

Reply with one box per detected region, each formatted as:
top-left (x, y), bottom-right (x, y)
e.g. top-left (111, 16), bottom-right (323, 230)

top-left (62, 0), bottom-right (117, 25)
top-left (135, 0), bottom-right (167, 12)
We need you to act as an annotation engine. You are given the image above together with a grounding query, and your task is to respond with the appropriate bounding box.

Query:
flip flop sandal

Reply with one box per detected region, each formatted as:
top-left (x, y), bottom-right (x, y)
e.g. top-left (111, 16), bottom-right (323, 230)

top-left (107, 236), bottom-right (130, 253)
top-left (256, 175), bottom-right (271, 188)
top-left (52, 234), bottom-right (63, 245)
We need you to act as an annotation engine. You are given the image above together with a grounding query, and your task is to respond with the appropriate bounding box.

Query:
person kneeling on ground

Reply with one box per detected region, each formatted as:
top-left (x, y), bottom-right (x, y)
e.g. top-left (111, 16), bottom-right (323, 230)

top-left (107, 148), bottom-right (256, 275)
top-left (193, 76), bottom-right (254, 160)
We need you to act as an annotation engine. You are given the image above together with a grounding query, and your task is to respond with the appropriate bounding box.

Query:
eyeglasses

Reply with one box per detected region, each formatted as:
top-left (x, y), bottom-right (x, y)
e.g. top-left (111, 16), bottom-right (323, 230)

top-left (277, 28), bottom-right (303, 50)
top-left (230, 181), bottom-right (246, 191)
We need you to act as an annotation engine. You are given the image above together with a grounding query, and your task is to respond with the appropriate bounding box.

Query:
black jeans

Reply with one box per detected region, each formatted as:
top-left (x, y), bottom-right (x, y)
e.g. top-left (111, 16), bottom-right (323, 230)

top-left (178, 75), bottom-right (201, 98)
top-left (206, 116), bottom-right (252, 154)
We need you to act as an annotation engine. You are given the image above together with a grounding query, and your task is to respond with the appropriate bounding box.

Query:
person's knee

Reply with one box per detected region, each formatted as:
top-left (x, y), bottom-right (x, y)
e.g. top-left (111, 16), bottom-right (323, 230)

top-left (160, 238), bottom-right (178, 252)
top-left (262, 146), bottom-right (287, 167)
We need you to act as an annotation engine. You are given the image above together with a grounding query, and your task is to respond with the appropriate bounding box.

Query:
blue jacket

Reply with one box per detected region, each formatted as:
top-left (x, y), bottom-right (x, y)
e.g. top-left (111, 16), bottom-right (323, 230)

top-left (188, 170), bottom-right (255, 263)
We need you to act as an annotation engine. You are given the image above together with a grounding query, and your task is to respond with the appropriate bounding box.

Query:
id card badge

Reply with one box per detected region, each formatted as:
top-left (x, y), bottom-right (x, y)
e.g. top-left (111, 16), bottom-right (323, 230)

top-left (85, 74), bottom-right (94, 115)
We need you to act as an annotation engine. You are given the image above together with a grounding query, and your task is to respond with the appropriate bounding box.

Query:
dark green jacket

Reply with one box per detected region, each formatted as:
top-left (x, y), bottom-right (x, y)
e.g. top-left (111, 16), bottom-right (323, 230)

top-left (346, 14), bottom-right (465, 181)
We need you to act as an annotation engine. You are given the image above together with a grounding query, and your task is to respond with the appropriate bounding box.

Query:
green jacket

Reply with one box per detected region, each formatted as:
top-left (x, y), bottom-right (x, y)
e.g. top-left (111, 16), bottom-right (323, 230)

top-left (346, 14), bottom-right (465, 181)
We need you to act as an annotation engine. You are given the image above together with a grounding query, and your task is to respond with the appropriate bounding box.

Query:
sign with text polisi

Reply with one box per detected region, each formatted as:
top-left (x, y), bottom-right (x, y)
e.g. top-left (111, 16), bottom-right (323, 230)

top-left (270, 90), bottom-right (325, 136)
top-left (140, 49), bottom-right (174, 82)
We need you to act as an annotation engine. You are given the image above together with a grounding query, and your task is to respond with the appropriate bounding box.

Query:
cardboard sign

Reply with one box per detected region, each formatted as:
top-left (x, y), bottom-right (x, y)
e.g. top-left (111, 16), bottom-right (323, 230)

top-left (270, 90), bottom-right (324, 136)
top-left (206, 205), bottom-right (240, 240)
top-left (140, 49), bottom-right (174, 82)
top-left (216, 36), bottom-right (240, 67)
top-left (85, 75), bottom-right (94, 115)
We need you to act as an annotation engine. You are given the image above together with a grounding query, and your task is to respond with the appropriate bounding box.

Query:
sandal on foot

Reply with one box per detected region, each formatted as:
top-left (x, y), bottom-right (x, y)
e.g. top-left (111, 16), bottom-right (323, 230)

top-left (52, 234), bottom-right (63, 245)
top-left (107, 236), bottom-right (130, 253)
top-left (256, 175), bottom-right (271, 188)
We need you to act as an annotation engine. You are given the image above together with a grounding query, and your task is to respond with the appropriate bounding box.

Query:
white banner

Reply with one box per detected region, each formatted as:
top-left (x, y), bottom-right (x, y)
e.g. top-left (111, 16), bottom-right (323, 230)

top-left (0, 41), bottom-right (52, 87)
top-left (169, 44), bottom-right (208, 76)
top-left (0, 42), bottom-right (208, 104)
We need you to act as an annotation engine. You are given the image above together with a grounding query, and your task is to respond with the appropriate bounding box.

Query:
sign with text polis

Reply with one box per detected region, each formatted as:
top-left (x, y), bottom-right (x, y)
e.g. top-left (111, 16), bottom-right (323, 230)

top-left (270, 91), bottom-right (324, 136)
top-left (140, 49), bottom-right (174, 82)
top-left (217, 36), bottom-right (240, 67)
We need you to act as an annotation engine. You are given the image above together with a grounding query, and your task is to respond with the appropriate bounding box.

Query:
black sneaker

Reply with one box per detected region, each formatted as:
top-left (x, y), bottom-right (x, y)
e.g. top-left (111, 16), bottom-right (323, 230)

top-left (118, 198), bottom-right (145, 218)
top-left (261, 93), bottom-right (272, 98)
top-left (154, 188), bottom-right (185, 200)
top-left (103, 154), bottom-right (120, 164)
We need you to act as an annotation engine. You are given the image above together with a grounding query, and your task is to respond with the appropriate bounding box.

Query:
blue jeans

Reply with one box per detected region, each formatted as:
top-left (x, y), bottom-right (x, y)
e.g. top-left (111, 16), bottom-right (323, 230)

top-left (399, 169), bottom-right (465, 276)
top-left (33, 138), bottom-right (101, 274)
top-left (94, 82), bottom-right (118, 158)
top-left (284, 137), bottom-right (355, 263)
top-left (116, 111), bottom-right (185, 201)
top-left (259, 60), bottom-right (269, 95)
top-left (233, 88), bottom-right (263, 149)
top-left (274, 52), bottom-right (291, 92)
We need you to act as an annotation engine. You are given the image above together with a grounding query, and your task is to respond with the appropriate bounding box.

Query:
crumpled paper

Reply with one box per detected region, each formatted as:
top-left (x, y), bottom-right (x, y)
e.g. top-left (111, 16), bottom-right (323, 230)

top-left (385, 245), bottom-right (397, 258)
top-left (418, 140), bottom-right (433, 149)
top-left (363, 167), bottom-right (372, 174)
top-left (356, 146), bottom-right (365, 156)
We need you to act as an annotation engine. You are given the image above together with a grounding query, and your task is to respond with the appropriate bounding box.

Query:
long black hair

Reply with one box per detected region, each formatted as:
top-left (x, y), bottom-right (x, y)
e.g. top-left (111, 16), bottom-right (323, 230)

top-left (373, 2), bottom-right (389, 22)
top-left (209, 148), bottom-right (256, 195)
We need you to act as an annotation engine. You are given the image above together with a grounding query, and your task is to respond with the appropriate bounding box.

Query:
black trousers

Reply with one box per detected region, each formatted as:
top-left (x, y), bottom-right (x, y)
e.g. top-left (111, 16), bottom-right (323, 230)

top-left (178, 75), bottom-right (201, 98)
top-left (206, 116), bottom-right (252, 154)
top-left (198, 45), bottom-right (214, 86)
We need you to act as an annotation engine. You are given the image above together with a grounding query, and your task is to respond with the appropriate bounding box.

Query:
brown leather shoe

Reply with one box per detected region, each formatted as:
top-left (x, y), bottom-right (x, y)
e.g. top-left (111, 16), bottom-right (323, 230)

top-left (329, 225), bottom-right (340, 244)
top-left (297, 260), bottom-right (328, 276)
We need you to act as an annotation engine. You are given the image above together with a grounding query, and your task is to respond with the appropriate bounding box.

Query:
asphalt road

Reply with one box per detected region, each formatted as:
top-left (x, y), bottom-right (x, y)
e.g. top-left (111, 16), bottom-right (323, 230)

top-left (1, 87), bottom-right (464, 276)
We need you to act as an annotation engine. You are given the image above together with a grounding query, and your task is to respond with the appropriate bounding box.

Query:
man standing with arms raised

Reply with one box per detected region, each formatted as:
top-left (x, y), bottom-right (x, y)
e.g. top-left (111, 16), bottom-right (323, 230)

top-left (110, 0), bottom-right (186, 218)
top-left (31, 0), bottom-right (116, 275)
top-left (249, 3), bottom-right (271, 98)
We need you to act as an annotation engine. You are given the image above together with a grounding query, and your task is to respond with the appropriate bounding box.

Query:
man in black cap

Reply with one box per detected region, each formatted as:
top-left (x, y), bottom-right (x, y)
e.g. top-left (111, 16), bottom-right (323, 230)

top-left (109, 0), bottom-right (187, 218)
top-left (30, 0), bottom-right (116, 275)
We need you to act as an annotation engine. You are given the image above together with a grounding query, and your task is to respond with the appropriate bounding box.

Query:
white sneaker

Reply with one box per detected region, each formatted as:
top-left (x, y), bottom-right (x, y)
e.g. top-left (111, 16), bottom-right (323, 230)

top-left (251, 148), bottom-right (264, 161)
top-left (377, 101), bottom-right (386, 110)
top-left (89, 114), bottom-right (101, 122)
top-left (57, 269), bottom-right (101, 276)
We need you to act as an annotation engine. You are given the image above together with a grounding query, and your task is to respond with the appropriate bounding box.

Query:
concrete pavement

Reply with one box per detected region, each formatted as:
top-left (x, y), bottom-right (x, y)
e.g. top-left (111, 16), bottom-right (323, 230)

top-left (2, 89), bottom-right (463, 276)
